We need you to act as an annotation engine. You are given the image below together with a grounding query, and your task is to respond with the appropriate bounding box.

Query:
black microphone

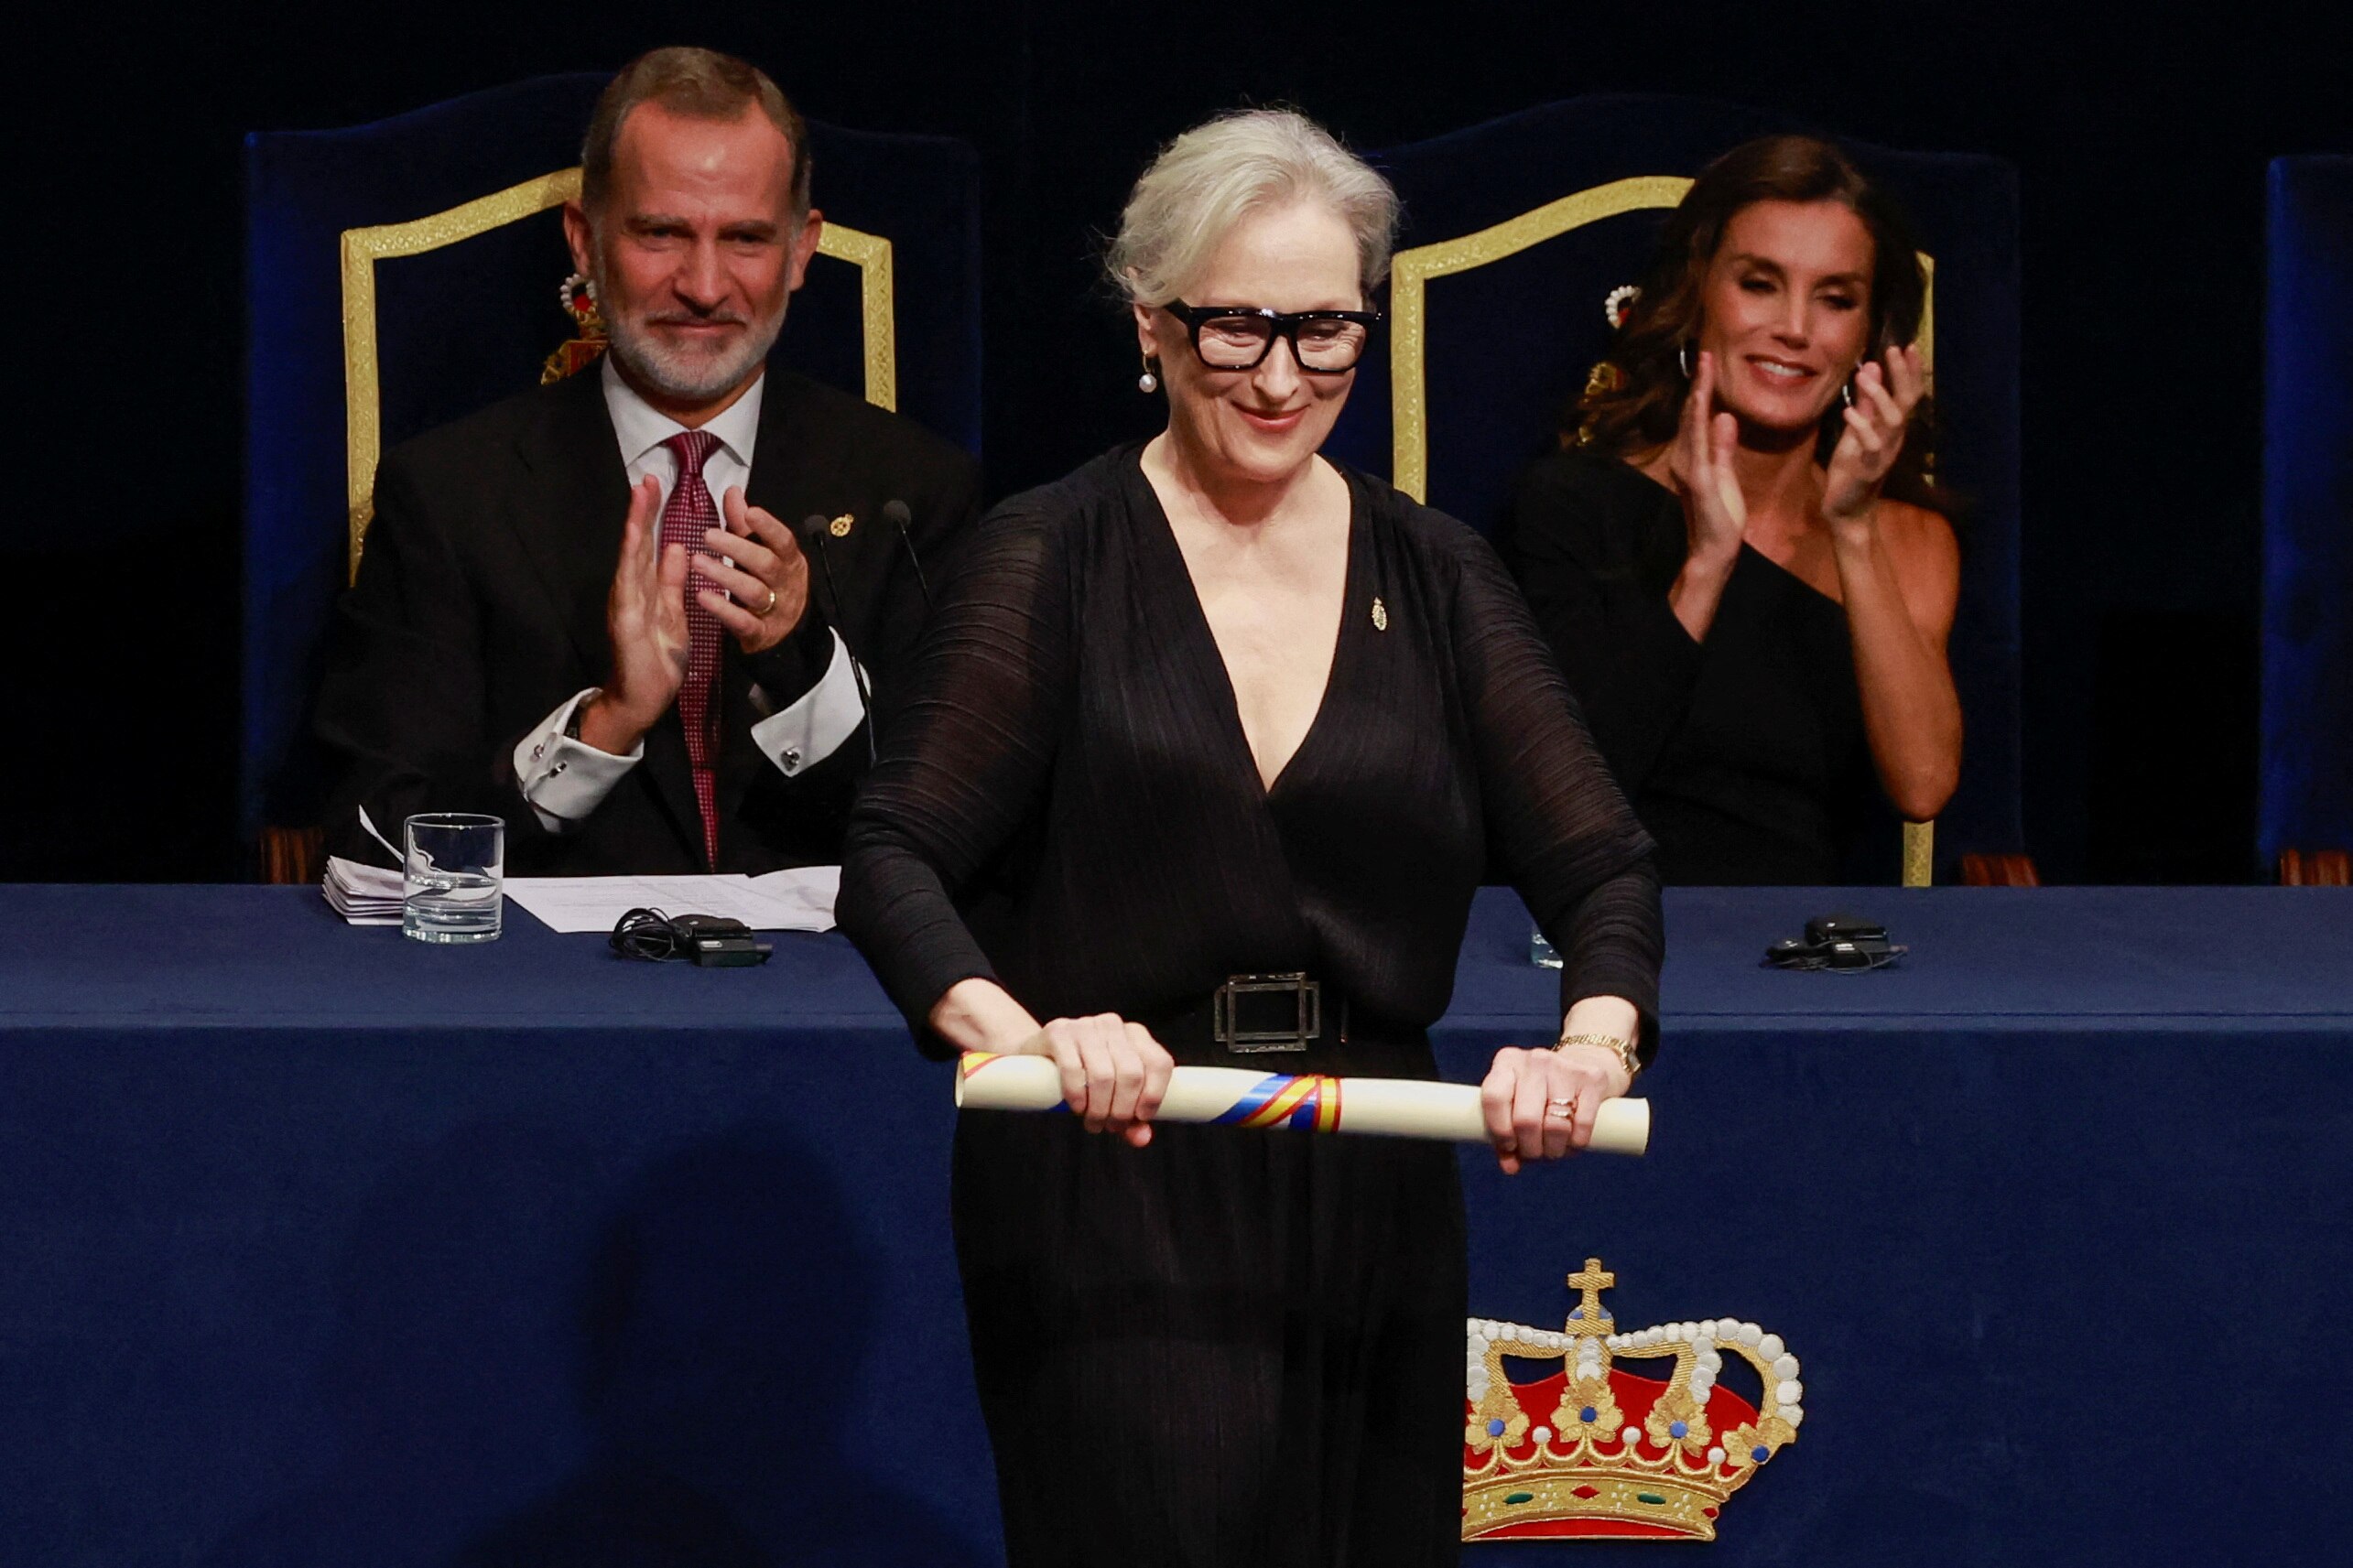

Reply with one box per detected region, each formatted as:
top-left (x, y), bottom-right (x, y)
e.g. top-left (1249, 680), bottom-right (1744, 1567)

top-left (797, 513), bottom-right (877, 762)
top-left (881, 498), bottom-right (932, 610)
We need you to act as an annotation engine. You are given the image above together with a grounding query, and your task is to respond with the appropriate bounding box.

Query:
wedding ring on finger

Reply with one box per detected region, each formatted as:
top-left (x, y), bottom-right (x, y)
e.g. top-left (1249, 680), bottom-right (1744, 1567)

top-left (759, 586), bottom-right (779, 616)
top-left (1545, 1095), bottom-right (1578, 1120)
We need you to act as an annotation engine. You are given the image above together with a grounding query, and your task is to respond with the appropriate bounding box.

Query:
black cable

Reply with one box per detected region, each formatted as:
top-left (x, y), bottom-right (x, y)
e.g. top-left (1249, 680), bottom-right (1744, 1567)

top-left (611, 906), bottom-right (690, 961)
top-left (882, 498), bottom-right (932, 610)
top-left (609, 907), bottom-right (773, 966)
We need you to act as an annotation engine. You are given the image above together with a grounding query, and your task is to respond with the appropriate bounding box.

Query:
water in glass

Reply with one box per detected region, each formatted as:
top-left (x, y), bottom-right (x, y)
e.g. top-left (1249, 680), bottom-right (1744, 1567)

top-left (404, 869), bottom-right (503, 943)
top-left (403, 813), bottom-right (504, 944)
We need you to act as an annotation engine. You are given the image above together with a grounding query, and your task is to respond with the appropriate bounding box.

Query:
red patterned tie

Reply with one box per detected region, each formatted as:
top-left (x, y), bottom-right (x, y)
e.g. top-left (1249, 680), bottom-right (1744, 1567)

top-left (658, 429), bottom-right (725, 868)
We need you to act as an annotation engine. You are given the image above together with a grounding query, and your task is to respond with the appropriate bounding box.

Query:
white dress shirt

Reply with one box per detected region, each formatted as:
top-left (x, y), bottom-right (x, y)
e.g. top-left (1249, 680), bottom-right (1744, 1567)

top-left (511, 358), bottom-right (867, 833)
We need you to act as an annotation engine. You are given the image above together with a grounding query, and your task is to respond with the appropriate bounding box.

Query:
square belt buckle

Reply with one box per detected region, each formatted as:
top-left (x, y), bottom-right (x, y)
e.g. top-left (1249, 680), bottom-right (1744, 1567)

top-left (1213, 972), bottom-right (1320, 1055)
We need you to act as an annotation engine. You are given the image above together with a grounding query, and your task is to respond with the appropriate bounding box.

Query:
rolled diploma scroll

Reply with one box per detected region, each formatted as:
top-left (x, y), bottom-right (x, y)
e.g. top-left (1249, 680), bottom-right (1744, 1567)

top-left (955, 1053), bottom-right (1649, 1156)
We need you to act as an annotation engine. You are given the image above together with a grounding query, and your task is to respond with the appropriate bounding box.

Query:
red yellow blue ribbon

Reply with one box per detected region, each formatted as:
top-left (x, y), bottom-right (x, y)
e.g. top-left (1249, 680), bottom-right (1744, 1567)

top-left (1218, 1073), bottom-right (1343, 1132)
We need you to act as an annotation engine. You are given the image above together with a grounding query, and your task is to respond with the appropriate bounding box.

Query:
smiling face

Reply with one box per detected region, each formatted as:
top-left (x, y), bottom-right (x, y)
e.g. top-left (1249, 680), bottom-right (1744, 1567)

top-left (1136, 199), bottom-right (1362, 489)
top-left (564, 101), bottom-right (822, 420)
top-left (1694, 199), bottom-right (1877, 435)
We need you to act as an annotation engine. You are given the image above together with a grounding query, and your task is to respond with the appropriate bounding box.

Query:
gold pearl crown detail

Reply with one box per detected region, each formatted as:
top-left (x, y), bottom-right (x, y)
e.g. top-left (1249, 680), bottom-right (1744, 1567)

top-left (1462, 1257), bottom-right (1803, 1542)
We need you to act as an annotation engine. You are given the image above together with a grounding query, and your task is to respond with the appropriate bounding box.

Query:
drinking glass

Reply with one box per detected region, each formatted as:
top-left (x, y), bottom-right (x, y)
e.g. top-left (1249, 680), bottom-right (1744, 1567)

top-left (403, 813), bottom-right (504, 944)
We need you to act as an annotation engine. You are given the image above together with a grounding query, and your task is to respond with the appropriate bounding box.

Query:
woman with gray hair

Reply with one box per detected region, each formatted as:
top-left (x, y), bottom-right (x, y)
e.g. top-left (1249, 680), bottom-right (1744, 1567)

top-left (840, 108), bottom-right (1662, 1564)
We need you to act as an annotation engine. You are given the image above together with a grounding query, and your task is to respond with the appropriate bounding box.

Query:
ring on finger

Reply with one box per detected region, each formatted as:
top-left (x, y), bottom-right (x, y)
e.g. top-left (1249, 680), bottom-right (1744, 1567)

top-left (1545, 1095), bottom-right (1578, 1120)
top-left (759, 586), bottom-right (779, 616)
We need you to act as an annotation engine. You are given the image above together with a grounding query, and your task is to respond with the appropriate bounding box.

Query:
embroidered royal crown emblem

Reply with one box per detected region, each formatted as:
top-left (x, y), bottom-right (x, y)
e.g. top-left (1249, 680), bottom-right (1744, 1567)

top-left (540, 272), bottom-right (610, 385)
top-left (1462, 1258), bottom-right (1803, 1542)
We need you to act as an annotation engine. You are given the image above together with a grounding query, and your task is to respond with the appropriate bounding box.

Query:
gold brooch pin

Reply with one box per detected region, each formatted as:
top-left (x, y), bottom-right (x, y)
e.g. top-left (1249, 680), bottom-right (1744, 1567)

top-left (829, 513), bottom-right (854, 538)
top-left (1372, 596), bottom-right (1389, 632)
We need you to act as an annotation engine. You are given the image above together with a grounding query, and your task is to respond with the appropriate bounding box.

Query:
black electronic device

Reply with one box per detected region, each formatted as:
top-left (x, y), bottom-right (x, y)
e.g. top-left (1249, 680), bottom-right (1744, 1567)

top-left (609, 908), bottom-right (774, 967)
top-left (1804, 914), bottom-right (1887, 945)
top-left (1763, 912), bottom-right (1905, 972)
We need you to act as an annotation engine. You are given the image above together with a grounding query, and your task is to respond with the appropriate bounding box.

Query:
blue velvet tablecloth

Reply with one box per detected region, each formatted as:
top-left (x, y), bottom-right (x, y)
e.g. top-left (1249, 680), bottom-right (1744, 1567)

top-left (5, 885), bottom-right (2352, 1565)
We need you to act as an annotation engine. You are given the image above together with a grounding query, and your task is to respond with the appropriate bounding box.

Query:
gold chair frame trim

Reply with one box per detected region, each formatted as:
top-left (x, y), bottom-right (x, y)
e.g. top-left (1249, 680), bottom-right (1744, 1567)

top-left (1388, 175), bottom-right (1938, 885)
top-left (340, 166), bottom-right (897, 580)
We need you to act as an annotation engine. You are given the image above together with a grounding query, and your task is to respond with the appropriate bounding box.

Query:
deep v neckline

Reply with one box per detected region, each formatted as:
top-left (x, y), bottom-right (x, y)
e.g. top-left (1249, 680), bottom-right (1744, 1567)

top-left (1128, 451), bottom-right (1365, 801)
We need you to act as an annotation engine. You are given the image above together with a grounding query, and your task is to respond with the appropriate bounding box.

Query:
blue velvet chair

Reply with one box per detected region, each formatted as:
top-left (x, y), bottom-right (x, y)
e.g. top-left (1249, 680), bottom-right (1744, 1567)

top-left (243, 74), bottom-right (982, 879)
top-left (1324, 95), bottom-right (2024, 885)
top-left (2262, 156), bottom-right (2353, 883)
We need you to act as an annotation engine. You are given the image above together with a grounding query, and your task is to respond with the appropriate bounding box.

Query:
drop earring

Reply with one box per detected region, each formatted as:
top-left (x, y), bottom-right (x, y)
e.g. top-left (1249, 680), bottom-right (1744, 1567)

top-left (1137, 357), bottom-right (1160, 395)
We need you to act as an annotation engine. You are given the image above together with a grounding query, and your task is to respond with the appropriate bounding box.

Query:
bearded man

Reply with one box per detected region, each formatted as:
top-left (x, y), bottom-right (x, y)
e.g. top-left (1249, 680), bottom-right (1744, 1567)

top-left (316, 47), bottom-right (980, 874)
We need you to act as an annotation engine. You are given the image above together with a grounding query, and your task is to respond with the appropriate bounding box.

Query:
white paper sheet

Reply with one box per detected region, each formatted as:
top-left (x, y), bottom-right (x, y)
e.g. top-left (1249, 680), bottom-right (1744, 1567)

top-left (501, 867), bottom-right (840, 935)
top-left (322, 855), bottom-right (406, 925)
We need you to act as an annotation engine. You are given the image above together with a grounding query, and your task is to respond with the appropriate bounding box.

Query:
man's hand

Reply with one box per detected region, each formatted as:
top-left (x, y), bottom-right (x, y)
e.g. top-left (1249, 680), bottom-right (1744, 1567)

top-left (690, 487), bottom-right (812, 656)
top-left (578, 475), bottom-right (689, 756)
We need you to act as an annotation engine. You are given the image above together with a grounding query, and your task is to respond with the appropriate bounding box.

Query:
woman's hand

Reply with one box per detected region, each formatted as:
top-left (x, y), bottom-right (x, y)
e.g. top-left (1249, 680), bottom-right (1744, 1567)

top-left (1663, 350), bottom-right (1747, 643)
top-left (1823, 345), bottom-right (1926, 530)
top-left (1019, 1014), bottom-right (1175, 1149)
top-left (1666, 349), bottom-right (1748, 565)
top-left (1479, 1042), bottom-right (1634, 1175)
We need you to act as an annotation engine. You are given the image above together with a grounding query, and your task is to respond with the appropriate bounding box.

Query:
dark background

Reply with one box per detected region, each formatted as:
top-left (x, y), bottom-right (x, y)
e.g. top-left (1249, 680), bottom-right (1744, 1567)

top-left (6, 1), bottom-right (2346, 883)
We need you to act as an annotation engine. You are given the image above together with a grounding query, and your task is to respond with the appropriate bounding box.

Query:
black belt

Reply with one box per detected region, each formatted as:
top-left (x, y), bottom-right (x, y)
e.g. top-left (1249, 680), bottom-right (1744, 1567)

top-left (1146, 971), bottom-right (1353, 1056)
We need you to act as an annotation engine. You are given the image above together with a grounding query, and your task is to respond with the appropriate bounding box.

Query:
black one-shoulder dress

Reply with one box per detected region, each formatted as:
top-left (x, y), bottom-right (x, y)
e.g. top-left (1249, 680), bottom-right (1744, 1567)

top-left (840, 445), bottom-right (1663, 1568)
top-left (1503, 447), bottom-right (1892, 885)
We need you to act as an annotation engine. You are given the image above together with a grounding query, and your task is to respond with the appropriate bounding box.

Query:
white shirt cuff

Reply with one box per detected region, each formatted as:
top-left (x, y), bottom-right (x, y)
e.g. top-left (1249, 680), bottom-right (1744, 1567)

top-left (514, 688), bottom-right (644, 833)
top-left (749, 629), bottom-right (865, 777)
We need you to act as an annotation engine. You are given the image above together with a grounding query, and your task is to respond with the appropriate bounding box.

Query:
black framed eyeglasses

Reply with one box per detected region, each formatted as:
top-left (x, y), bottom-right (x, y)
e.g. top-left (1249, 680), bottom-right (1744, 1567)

top-left (1161, 301), bottom-right (1383, 373)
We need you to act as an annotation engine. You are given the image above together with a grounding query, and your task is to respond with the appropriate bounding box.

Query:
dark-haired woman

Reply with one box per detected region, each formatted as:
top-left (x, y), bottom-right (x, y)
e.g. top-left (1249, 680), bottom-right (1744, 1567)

top-left (1504, 135), bottom-right (1961, 885)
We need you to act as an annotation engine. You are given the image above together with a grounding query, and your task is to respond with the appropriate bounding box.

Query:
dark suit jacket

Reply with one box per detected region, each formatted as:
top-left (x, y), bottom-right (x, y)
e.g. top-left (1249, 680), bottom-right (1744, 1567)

top-left (316, 363), bottom-right (982, 874)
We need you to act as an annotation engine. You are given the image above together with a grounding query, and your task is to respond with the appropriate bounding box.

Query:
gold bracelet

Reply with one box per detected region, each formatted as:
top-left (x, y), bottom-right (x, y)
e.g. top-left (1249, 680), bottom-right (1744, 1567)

top-left (1554, 1032), bottom-right (1641, 1081)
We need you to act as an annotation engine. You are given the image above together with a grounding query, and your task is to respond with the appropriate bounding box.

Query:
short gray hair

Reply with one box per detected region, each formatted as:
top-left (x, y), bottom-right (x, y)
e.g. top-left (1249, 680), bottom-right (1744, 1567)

top-left (582, 47), bottom-right (810, 217)
top-left (1107, 108), bottom-right (1399, 308)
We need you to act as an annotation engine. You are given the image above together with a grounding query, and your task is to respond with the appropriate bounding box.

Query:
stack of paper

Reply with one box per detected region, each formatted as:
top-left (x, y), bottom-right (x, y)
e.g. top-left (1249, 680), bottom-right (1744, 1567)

top-left (323, 856), bottom-right (406, 925)
top-left (320, 857), bottom-right (841, 936)
top-left (502, 868), bottom-right (840, 934)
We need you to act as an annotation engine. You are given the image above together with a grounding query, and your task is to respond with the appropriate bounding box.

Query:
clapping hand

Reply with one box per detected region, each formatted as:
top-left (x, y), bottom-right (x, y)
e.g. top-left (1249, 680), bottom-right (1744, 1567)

top-left (579, 474), bottom-right (689, 755)
top-left (1823, 344), bottom-right (1925, 528)
top-left (1666, 349), bottom-right (1748, 564)
top-left (691, 487), bottom-right (812, 656)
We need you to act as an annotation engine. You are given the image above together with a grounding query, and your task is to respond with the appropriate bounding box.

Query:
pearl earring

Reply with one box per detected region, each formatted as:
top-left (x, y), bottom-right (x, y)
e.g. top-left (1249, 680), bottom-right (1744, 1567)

top-left (1137, 359), bottom-right (1159, 395)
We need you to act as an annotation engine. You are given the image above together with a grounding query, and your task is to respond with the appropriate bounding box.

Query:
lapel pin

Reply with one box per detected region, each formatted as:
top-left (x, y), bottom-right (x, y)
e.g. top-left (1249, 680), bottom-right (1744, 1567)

top-left (830, 513), bottom-right (855, 538)
top-left (1372, 596), bottom-right (1389, 632)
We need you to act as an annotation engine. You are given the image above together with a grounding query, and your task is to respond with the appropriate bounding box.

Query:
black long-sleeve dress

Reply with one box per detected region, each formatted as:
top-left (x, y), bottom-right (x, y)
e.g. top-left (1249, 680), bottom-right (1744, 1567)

top-left (839, 444), bottom-right (1663, 1568)
top-left (1502, 447), bottom-right (1894, 885)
